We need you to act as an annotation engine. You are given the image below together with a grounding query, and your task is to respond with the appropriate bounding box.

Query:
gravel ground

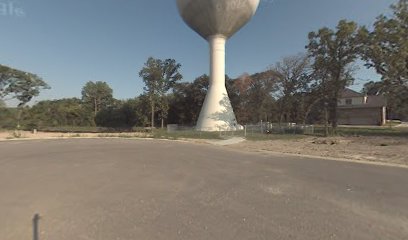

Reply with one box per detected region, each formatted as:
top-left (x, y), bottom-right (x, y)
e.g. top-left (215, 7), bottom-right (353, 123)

top-left (227, 136), bottom-right (408, 166)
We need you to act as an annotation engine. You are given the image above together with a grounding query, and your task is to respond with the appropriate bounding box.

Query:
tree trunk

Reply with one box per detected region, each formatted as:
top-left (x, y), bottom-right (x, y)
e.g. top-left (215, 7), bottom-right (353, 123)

top-left (324, 103), bottom-right (329, 137)
top-left (330, 74), bottom-right (341, 135)
top-left (303, 97), bottom-right (321, 125)
top-left (16, 107), bottom-right (22, 129)
top-left (94, 98), bottom-right (98, 116)
top-left (330, 96), bottom-right (338, 135)
top-left (161, 117), bottom-right (164, 129)
top-left (151, 103), bottom-right (155, 129)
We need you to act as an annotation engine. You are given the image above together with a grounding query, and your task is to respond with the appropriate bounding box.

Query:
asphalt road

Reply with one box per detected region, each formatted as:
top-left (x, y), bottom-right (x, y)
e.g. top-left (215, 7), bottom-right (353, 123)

top-left (0, 139), bottom-right (407, 240)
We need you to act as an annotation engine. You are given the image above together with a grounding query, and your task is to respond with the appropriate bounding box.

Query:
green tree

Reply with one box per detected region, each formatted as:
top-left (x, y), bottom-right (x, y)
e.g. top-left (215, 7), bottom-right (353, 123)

top-left (95, 98), bottom-right (149, 129)
top-left (362, 81), bottom-right (386, 96)
top-left (139, 57), bottom-right (182, 128)
top-left (0, 64), bottom-right (50, 107)
top-left (233, 71), bottom-right (277, 124)
top-left (0, 107), bottom-right (17, 129)
top-left (360, 0), bottom-right (408, 87)
top-left (81, 81), bottom-right (113, 116)
top-left (306, 20), bottom-right (362, 134)
top-left (271, 53), bottom-right (312, 124)
top-left (168, 75), bottom-right (209, 125)
top-left (24, 98), bottom-right (94, 128)
top-left (359, 0), bottom-right (408, 121)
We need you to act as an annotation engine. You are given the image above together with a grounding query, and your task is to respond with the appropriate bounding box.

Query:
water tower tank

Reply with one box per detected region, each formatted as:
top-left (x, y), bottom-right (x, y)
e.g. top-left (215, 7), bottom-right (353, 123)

top-left (177, 0), bottom-right (260, 131)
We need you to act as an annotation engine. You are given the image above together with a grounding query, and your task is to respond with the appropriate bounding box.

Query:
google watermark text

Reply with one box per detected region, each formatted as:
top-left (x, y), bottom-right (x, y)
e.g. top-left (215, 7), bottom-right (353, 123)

top-left (0, 1), bottom-right (25, 17)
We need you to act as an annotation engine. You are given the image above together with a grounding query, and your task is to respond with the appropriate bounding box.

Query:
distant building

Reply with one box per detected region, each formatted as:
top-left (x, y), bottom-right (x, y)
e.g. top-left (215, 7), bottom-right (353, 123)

top-left (338, 88), bottom-right (387, 126)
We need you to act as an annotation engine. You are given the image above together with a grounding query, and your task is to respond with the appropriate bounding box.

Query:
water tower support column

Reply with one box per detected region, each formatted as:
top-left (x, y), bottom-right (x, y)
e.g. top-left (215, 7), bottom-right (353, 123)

top-left (176, 0), bottom-right (260, 131)
top-left (210, 35), bottom-right (226, 89)
top-left (196, 35), bottom-right (237, 131)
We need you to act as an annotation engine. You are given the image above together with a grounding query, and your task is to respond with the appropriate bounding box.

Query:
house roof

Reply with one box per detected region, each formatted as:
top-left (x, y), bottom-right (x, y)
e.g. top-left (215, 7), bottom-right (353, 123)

top-left (340, 88), bottom-right (363, 98)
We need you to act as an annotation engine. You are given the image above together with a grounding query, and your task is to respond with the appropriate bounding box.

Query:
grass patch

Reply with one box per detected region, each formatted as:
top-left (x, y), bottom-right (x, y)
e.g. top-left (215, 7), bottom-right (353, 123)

top-left (96, 133), bottom-right (152, 139)
top-left (151, 129), bottom-right (222, 140)
top-left (151, 129), bottom-right (305, 141)
top-left (69, 133), bottom-right (83, 138)
top-left (337, 127), bottom-right (408, 137)
top-left (245, 133), bottom-right (306, 141)
top-left (313, 126), bottom-right (408, 138)
top-left (32, 126), bottom-right (122, 133)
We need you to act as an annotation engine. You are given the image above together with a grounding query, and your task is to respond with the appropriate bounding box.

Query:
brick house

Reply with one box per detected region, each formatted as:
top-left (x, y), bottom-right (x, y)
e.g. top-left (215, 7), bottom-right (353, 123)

top-left (337, 88), bottom-right (387, 126)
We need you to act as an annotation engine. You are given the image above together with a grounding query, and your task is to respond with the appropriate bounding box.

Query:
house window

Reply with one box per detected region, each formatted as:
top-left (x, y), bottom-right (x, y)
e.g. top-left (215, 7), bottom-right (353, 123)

top-left (346, 99), bottom-right (352, 105)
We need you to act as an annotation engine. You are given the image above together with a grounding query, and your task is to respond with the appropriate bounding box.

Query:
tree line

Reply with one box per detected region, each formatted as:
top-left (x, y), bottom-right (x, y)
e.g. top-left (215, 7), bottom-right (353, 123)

top-left (1, 0), bottom-right (407, 132)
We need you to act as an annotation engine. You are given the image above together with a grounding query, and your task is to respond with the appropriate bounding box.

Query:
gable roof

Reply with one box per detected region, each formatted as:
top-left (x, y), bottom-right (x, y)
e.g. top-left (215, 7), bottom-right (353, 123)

top-left (340, 88), bottom-right (363, 98)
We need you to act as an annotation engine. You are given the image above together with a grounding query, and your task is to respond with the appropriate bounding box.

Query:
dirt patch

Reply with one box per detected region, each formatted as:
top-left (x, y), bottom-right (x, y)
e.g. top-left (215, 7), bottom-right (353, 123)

top-left (227, 136), bottom-right (408, 166)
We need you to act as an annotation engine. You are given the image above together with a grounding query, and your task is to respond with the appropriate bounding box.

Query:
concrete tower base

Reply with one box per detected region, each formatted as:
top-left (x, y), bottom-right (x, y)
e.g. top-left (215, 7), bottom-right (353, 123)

top-left (196, 35), bottom-right (238, 131)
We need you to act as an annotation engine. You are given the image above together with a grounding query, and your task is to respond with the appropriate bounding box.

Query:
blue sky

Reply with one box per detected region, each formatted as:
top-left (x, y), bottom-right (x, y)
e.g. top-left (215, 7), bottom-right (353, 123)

top-left (0, 0), bottom-right (395, 105)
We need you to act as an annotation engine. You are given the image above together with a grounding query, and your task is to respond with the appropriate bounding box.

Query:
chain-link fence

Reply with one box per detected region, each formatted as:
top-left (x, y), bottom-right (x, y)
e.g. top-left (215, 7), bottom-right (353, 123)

top-left (243, 122), bottom-right (315, 136)
top-left (166, 123), bottom-right (315, 139)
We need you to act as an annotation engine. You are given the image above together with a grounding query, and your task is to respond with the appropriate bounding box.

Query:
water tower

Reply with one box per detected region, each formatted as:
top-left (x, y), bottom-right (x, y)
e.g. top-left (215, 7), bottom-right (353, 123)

top-left (176, 0), bottom-right (260, 131)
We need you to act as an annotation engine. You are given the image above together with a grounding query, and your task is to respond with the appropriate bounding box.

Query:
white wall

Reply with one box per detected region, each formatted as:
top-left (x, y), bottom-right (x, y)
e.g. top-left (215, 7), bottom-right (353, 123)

top-left (338, 96), bottom-right (366, 106)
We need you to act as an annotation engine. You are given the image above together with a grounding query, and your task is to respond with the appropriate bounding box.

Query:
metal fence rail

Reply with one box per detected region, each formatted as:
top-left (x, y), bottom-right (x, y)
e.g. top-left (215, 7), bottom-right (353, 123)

top-left (167, 123), bottom-right (315, 139)
top-left (243, 123), bottom-right (315, 136)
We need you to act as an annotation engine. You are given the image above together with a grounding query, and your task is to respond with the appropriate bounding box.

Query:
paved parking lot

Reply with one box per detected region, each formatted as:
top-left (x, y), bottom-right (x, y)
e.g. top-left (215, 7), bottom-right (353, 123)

top-left (1, 139), bottom-right (407, 240)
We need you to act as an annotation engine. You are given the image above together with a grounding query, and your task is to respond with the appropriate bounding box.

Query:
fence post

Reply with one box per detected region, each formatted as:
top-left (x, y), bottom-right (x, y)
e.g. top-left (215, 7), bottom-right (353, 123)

top-left (33, 214), bottom-right (40, 240)
top-left (244, 125), bottom-right (247, 137)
